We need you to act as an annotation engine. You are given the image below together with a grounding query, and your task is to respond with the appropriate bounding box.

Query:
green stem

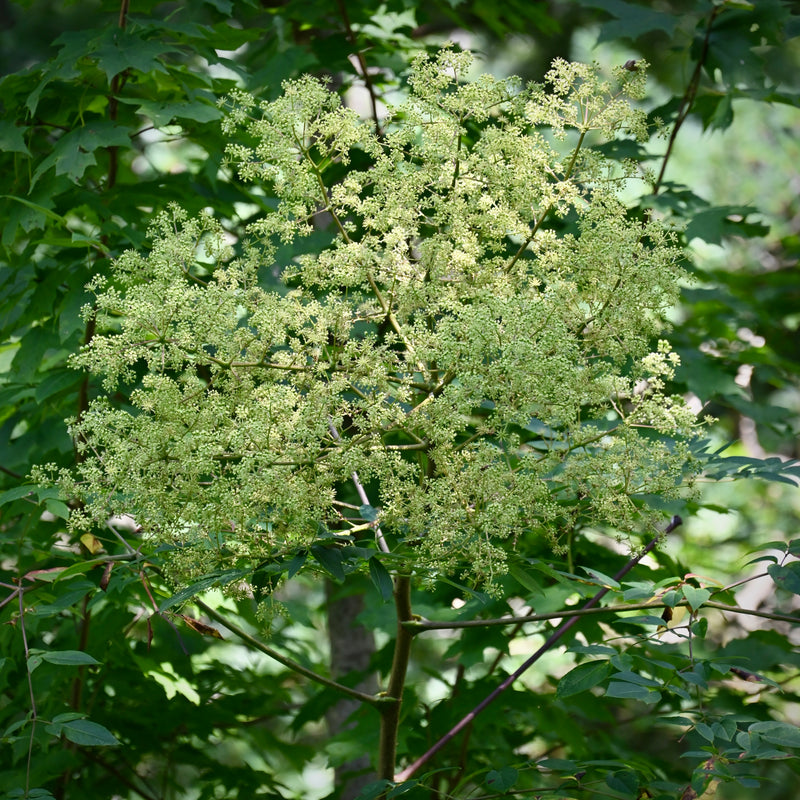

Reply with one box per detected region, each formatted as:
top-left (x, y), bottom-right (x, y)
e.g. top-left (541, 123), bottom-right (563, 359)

top-left (378, 575), bottom-right (414, 781)
top-left (17, 583), bottom-right (36, 798)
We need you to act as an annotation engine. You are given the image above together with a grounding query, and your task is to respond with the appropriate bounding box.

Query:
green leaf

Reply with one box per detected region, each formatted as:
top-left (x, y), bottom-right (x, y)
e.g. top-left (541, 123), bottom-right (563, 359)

top-left (287, 550), bottom-right (307, 579)
top-left (31, 122), bottom-right (132, 186)
top-left (44, 497), bottom-right (70, 520)
top-left (38, 650), bottom-right (101, 667)
top-left (537, 758), bottom-right (578, 772)
top-left (588, 0), bottom-right (681, 41)
top-left (715, 718), bottom-right (737, 741)
top-left (768, 562), bottom-right (800, 595)
top-left (661, 589), bottom-right (682, 607)
top-left (695, 722), bottom-right (715, 742)
top-left (93, 29), bottom-right (174, 81)
top-left (606, 769), bottom-right (638, 795)
top-left (1, 194), bottom-right (69, 226)
top-left (387, 781), bottom-right (420, 797)
top-left (0, 121), bottom-right (30, 155)
top-left (682, 586), bottom-right (711, 612)
top-left (616, 614), bottom-right (667, 627)
top-left (359, 503), bottom-right (380, 522)
top-left (0, 485), bottom-right (36, 505)
top-left (311, 545), bottom-right (346, 582)
top-left (611, 670), bottom-right (661, 688)
top-left (158, 568), bottom-right (250, 611)
top-left (685, 205), bottom-right (770, 244)
top-left (658, 716), bottom-right (695, 727)
top-left (605, 681), bottom-right (660, 703)
top-left (509, 563), bottom-right (546, 598)
top-left (368, 556), bottom-right (393, 602)
top-left (485, 766), bottom-right (518, 791)
top-left (353, 781), bottom-right (394, 800)
top-left (127, 97), bottom-right (222, 127)
top-left (579, 567), bottom-right (620, 589)
top-left (54, 560), bottom-right (107, 582)
top-left (47, 717), bottom-right (120, 747)
top-left (557, 660), bottom-right (611, 698)
top-left (749, 721), bottom-right (800, 748)
top-left (34, 369), bottom-right (82, 403)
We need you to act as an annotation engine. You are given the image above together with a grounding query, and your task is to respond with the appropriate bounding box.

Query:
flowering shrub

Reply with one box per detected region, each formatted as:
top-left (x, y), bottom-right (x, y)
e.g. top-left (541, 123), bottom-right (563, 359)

top-left (49, 50), bottom-right (699, 594)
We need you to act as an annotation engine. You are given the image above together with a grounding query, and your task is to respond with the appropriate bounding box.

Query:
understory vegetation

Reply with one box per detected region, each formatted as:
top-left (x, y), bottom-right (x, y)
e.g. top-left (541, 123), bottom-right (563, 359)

top-left (2, 2), bottom-right (800, 799)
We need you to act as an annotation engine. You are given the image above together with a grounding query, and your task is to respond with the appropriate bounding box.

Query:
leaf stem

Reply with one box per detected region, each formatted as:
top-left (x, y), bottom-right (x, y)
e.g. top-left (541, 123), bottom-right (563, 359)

top-left (405, 598), bottom-right (800, 631)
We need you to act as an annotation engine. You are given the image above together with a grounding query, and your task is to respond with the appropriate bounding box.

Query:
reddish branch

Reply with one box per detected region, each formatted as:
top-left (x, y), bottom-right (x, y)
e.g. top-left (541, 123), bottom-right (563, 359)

top-left (395, 516), bottom-right (683, 782)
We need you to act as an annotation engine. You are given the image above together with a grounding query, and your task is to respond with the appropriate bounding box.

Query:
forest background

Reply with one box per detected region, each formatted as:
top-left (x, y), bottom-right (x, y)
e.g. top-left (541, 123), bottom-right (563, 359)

top-left (2, 1), bottom-right (800, 799)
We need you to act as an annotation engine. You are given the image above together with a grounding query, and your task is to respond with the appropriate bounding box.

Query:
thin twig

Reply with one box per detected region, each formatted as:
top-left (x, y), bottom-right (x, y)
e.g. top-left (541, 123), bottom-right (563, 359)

top-left (328, 419), bottom-right (390, 553)
top-left (405, 599), bottom-right (800, 631)
top-left (195, 599), bottom-right (386, 707)
top-left (335, 0), bottom-right (382, 134)
top-left (18, 582), bottom-right (37, 797)
top-left (652, 4), bottom-right (722, 195)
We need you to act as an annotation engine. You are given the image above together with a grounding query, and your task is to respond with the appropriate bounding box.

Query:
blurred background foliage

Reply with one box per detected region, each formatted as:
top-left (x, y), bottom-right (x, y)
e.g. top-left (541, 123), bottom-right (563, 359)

top-left (1, 1), bottom-right (800, 799)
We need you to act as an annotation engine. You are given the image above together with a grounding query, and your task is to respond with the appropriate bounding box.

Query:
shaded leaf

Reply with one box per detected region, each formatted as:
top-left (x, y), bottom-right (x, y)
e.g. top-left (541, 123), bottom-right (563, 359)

top-left (557, 660), bottom-right (611, 698)
top-left (486, 766), bottom-right (518, 791)
top-left (311, 544), bottom-right (346, 582)
top-left (768, 562), bottom-right (800, 596)
top-left (368, 556), bottom-right (393, 602)
top-left (606, 681), bottom-right (659, 702)
top-left (606, 769), bottom-right (638, 795)
top-left (685, 205), bottom-right (770, 244)
top-left (38, 650), bottom-right (101, 667)
top-left (749, 721), bottom-right (800, 748)
top-left (0, 121), bottom-right (30, 155)
top-left (359, 503), bottom-right (380, 522)
top-left (46, 717), bottom-right (120, 747)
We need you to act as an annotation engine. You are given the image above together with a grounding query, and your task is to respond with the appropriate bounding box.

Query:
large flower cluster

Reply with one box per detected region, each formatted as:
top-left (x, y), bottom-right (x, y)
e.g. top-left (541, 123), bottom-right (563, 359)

top-left (48, 50), bottom-right (699, 589)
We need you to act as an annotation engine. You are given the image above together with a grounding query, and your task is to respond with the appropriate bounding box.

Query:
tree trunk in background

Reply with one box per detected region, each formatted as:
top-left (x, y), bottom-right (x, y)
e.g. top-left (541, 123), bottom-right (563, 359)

top-left (326, 578), bottom-right (378, 798)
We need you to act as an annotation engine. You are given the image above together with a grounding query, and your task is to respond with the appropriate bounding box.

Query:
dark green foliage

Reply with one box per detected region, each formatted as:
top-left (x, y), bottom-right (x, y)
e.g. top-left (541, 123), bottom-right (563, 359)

top-left (2, 2), bottom-right (800, 799)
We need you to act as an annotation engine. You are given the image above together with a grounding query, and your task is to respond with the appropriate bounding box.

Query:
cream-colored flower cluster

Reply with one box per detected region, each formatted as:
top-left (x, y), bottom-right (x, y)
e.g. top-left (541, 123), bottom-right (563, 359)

top-left (49, 49), bottom-right (700, 590)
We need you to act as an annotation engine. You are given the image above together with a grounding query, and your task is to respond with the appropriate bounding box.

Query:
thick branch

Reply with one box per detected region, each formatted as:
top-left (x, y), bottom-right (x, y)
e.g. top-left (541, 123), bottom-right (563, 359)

top-left (378, 575), bottom-right (414, 780)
